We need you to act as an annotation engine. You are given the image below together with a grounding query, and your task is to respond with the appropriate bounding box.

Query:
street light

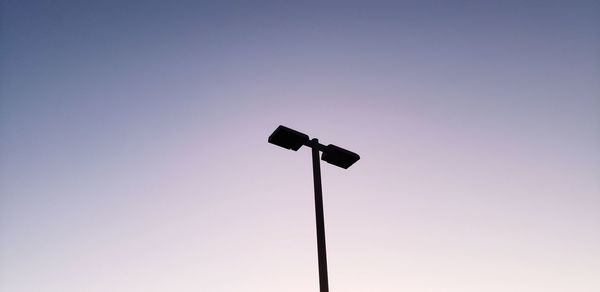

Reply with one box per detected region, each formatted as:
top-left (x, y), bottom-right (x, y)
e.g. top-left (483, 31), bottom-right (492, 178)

top-left (268, 125), bottom-right (360, 292)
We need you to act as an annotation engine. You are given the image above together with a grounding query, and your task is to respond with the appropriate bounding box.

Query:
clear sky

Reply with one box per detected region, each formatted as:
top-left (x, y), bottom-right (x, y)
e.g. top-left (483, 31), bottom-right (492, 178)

top-left (1, 1), bottom-right (599, 291)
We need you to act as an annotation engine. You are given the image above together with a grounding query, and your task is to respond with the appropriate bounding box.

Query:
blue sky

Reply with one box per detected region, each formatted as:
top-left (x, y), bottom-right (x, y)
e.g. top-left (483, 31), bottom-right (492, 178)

top-left (1, 1), bottom-right (599, 291)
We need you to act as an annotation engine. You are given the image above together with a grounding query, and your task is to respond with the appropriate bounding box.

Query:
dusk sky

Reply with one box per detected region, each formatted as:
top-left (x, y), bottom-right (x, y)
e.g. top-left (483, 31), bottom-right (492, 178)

top-left (1, 1), bottom-right (599, 291)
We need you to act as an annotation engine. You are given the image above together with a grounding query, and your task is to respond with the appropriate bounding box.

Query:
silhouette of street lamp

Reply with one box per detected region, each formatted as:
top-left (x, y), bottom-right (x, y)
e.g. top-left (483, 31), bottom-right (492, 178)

top-left (268, 125), bottom-right (360, 292)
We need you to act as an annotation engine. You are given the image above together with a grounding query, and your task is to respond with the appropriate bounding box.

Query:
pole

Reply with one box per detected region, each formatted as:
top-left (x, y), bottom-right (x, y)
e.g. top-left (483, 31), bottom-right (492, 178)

top-left (311, 139), bottom-right (329, 292)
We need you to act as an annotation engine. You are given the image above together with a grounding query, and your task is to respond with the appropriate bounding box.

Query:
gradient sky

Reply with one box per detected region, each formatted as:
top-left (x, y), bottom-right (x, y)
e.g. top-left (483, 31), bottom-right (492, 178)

top-left (1, 1), bottom-right (599, 291)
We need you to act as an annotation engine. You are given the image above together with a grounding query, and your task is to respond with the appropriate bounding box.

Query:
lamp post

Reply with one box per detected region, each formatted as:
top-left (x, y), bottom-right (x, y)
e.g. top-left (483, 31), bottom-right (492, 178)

top-left (268, 125), bottom-right (360, 292)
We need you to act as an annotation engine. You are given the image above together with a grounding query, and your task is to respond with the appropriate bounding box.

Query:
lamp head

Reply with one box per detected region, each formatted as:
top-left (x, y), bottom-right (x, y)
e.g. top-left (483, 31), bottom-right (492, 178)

top-left (268, 125), bottom-right (309, 151)
top-left (321, 144), bottom-right (360, 169)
